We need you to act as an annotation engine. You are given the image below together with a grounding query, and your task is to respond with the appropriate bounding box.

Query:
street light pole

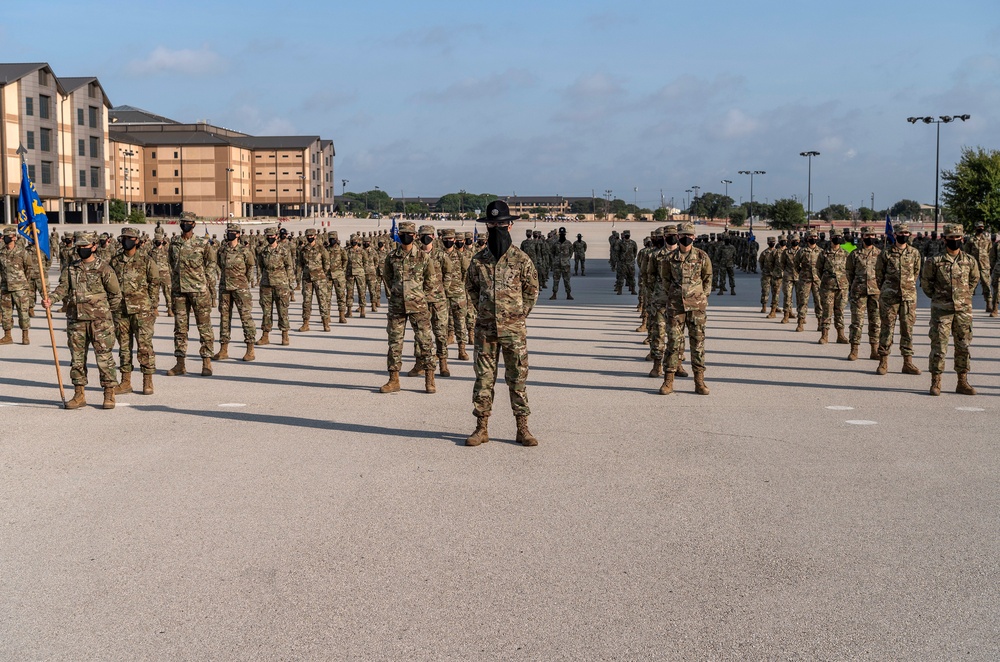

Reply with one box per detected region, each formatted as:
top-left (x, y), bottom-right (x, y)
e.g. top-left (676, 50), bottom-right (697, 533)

top-left (605, 189), bottom-right (612, 220)
top-left (721, 179), bottom-right (732, 230)
top-left (225, 167), bottom-right (234, 218)
top-left (799, 151), bottom-right (820, 227)
top-left (738, 170), bottom-right (766, 233)
top-left (123, 149), bottom-right (135, 215)
top-left (907, 114), bottom-right (970, 233)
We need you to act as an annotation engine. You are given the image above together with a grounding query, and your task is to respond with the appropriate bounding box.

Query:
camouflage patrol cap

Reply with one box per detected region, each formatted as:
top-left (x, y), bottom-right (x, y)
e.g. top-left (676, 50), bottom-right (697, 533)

top-left (398, 221), bottom-right (416, 234)
top-left (806, 230), bottom-right (818, 239)
top-left (678, 222), bottom-right (696, 236)
top-left (100, 232), bottom-right (110, 239)
top-left (943, 223), bottom-right (963, 237)
top-left (441, 228), bottom-right (456, 239)
top-left (533, 231), bottom-right (542, 237)
top-left (75, 231), bottom-right (98, 246)
top-left (894, 222), bottom-right (911, 234)
top-left (860, 226), bottom-right (873, 234)
top-left (264, 227), bottom-right (278, 236)
top-left (418, 225), bottom-right (435, 236)
top-left (975, 221), bottom-right (985, 228)
top-left (650, 227), bottom-right (664, 237)
top-left (154, 227), bottom-right (166, 237)
top-left (121, 227), bottom-right (140, 238)
top-left (329, 231), bottom-right (338, 239)
top-left (226, 223), bottom-right (241, 232)
top-left (464, 231), bottom-right (473, 239)
top-left (2, 226), bottom-right (16, 237)
top-left (305, 228), bottom-right (318, 237)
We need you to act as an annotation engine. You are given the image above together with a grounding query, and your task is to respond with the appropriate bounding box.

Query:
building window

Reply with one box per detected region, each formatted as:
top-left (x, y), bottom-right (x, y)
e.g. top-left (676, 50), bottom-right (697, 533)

top-left (80, 170), bottom-right (86, 187)
top-left (41, 161), bottom-right (52, 185)
top-left (90, 167), bottom-right (100, 188)
top-left (151, 169), bottom-right (156, 177)
top-left (282, 172), bottom-right (289, 175)
top-left (283, 188), bottom-right (289, 192)
top-left (39, 95), bottom-right (50, 119)
top-left (78, 139), bottom-right (85, 156)
top-left (40, 128), bottom-right (51, 152)
top-left (88, 106), bottom-right (98, 129)
top-left (26, 131), bottom-right (35, 150)
top-left (89, 136), bottom-right (100, 158)
top-left (173, 170), bottom-right (178, 176)
top-left (77, 108), bottom-right (84, 125)
top-left (152, 188), bottom-right (157, 195)
top-left (25, 97), bottom-right (33, 116)
top-left (174, 188), bottom-right (179, 194)
top-left (151, 151), bottom-right (156, 159)
top-left (89, 82), bottom-right (98, 98)
top-left (28, 165), bottom-right (36, 181)
top-left (282, 154), bottom-right (289, 158)
top-left (173, 151), bottom-right (178, 158)
top-left (256, 189), bottom-right (262, 193)
top-left (39, 69), bottom-right (48, 86)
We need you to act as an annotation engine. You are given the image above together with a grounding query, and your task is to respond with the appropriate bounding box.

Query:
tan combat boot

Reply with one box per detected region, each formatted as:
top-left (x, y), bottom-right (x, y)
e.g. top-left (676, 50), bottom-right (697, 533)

top-left (515, 415), bottom-right (538, 446)
top-left (242, 342), bottom-right (255, 362)
top-left (780, 310), bottom-right (790, 324)
top-left (457, 343), bottom-right (469, 361)
top-left (142, 374), bottom-right (154, 395)
top-left (439, 356), bottom-right (450, 377)
top-left (297, 321), bottom-right (310, 332)
top-left (847, 344), bottom-right (859, 361)
top-left (345, 307), bottom-right (352, 318)
top-left (929, 373), bottom-right (942, 396)
top-left (0, 329), bottom-right (12, 345)
top-left (760, 305), bottom-right (767, 313)
top-left (875, 355), bottom-right (888, 375)
top-left (201, 357), bottom-right (212, 376)
top-left (644, 351), bottom-right (652, 361)
top-left (836, 329), bottom-right (849, 344)
top-left (693, 369), bottom-right (710, 395)
top-left (281, 330), bottom-right (290, 346)
top-left (65, 385), bottom-right (87, 410)
top-left (213, 343), bottom-right (229, 360)
top-left (257, 331), bottom-right (270, 346)
top-left (447, 331), bottom-right (455, 345)
top-left (425, 369), bottom-right (436, 394)
top-left (407, 364), bottom-right (423, 377)
top-left (869, 343), bottom-right (879, 360)
top-left (359, 307), bottom-right (366, 318)
top-left (818, 329), bottom-right (828, 344)
top-left (648, 357), bottom-right (663, 378)
top-left (338, 311), bottom-right (347, 324)
top-left (658, 371), bottom-right (675, 395)
top-left (379, 371), bottom-right (401, 393)
top-left (789, 310), bottom-right (797, 319)
top-left (322, 318), bottom-right (331, 332)
top-left (956, 373), bottom-right (976, 395)
top-left (675, 363), bottom-right (689, 378)
top-left (466, 415), bottom-right (489, 446)
top-left (795, 318), bottom-right (805, 332)
top-left (166, 356), bottom-right (186, 376)
top-left (767, 305), bottom-right (777, 319)
top-left (991, 309), bottom-right (998, 318)
top-left (902, 356), bottom-right (921, 375)
top-left (635, 321), bottom-right (647, 333)
top-left (102, 387), bottom-right (115, 410)
top-left (21, 329), bottom-right (29, 345)
top-left (114, 371), bottom-right (133, 395)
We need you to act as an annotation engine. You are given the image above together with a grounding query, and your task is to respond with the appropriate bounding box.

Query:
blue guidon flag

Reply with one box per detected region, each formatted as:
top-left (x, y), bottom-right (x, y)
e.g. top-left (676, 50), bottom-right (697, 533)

top-left (390, 217), bottom-right (400, 243)
top-left (16, 161), bottom-right (51, 259)
top-left (884, 212), bottom-right (894, 245)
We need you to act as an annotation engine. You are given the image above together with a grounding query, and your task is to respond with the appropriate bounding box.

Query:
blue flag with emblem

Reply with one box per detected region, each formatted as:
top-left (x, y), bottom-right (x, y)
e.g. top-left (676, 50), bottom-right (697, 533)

top-left (473, 226), bottom-right (479, 243)
top-left (16, 161), bottom-right (51, 259)
top-left (884, 212), bottom-right (894, 245)
top-left (390, 217), bottom-right (400, 243)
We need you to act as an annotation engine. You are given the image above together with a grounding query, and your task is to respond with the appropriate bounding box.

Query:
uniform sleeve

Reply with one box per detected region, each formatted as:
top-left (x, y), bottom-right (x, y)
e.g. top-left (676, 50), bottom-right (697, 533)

top-left (382, 254), bottom-right (393, 289)
top-left (968, 258), bottom-right (981, 289)
top-left (423, 253), bottom-right (439, 297)
top-left (521, 254), bottom-right (539, 316)
top-left (466, 259), bottom-right (480, 306)
top-left (103, 265), bottom-right (123, 314)
top-left (875, 252), bottom-right (886, 288)
top-left (700, 253), bottom-right (713, 295)
top-left (146, 257), bottom-right (160, 303)
top-left (920, 258), bottom-right (936, 299)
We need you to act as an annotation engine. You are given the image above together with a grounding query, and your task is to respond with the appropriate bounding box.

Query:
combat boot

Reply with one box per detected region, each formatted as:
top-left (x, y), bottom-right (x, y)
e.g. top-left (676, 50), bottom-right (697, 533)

top-left (635, 321), bottom-right (647, 333)
top-left (448, 331), bottom-right (455, 345)
top-left (212, 343), bottom-right (229, 360)
top-left (780, 311), bottom-right (790, 324)
top-left (648, 358), bottom-right (663, 378)
top-left (515, 415), bottom-right (538, 446)
top-left (371, 302), bottom-right (376, 312)
top-left (338, 312), bottom-right (347, 324)
top-left (675, 364), bottom-right (689, 378)
top-left (991, 309), bottom-right (998, 318)
top-left (869, 343), bottom-right (879, 360)
top-left (114, 371), bottom-right (133, 395)
top-left (929, 373), bottom-right (942, 396)
top-left (789, 310), bottom-right (797, 319)
top-left (457, 343), bottom-right (469, 361)
top-left (730, 289), bottom-right (735, 295)
top-left (242, 342), bottom-right (255, 362)
top-left (21, 329), bottom-right (29, 345)
top-left (201, 357), bottom-right (212, 376)
top-left (795, 319), bottom-right (805, 332)
top-left (836, 329), bottom-right (849, 344)
top-left (359, 308), bottom-right (366, 318)
top-left (818, 329), bottom-right (828, 344)
top-left (658, 371), bottom-right (674, 395)
top-left (281, 330), bottom-right (290, 346)
top-left (379, 371), bottom-right (401, 393)
top-left (760, 305), bottom-right (767, 313)
top-left (166, 356), bottom-right (186, 376)
top-left (64, 385), bottom-right (87, 410)
top-left (297, 321), bottom-right (310, 332)
top-left (902, 356), bottom-right (921, 375)
top-left (102, 387), bottom-right (115, 410)
top-left (693, 369), bottom-right (710, 395)
top-left (257, 331), bottom-right (270, 346)
top-left (847, 344), bottom-right (859, 361)
top-left (407, 364), bottom-right (423, 377)
top-left (322, 318), bottom-right (331, 332)
top-left (767, 305), bottom-right (777, 319)
top-left (424, 369), bottom-right (436, 394)
top-left (345, 307), bottom-right (352, 318)
top-left (466, 415), bottom-right (489, 446)
top-left (439, 356), bottom-right (451, 377)
top-left (549, 292), bottom-right (557, 300)
top-left (875, 355), bottom-right (888, 375)
top-left (567, 294), bottom-right (574, 300)
top-left (956, 373), bottom-right (976, 396)
top-left (142, 374), bottom-right (154, 395)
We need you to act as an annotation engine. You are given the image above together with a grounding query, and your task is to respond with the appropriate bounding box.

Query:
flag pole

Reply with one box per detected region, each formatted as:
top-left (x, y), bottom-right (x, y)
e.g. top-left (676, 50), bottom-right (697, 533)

top-left (29, 221), bottom-right (66, 405)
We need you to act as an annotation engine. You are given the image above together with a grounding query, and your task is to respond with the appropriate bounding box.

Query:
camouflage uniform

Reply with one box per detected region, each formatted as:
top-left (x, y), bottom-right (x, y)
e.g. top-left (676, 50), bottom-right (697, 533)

top-left (299, 229), bottom-right (332, 328)
top-left (110, 228), bottom-right (159, 381)
top-left (614, 231), bottom-right (638, 294)
top-left (795, 235), bottom-right (823, 329)
top-left (549, 229), bottom-right (573, 298)
top-left (257, 228), bottom-right (294, 339)
top-left (715, 238), bottom-right (736, 293)
top-left (461, 232), bottom-right (477, 338)
top-left (50, 232), bottom-right (122, 390)
top-left (816, 236), bottom-right (849, 338)
top-left (921, 225), bottom-right (979, 381)
top-left (642, 227), bottom-right (672, 374)
top-left (416, 225), bottom-right (450, 371)
top-left (442, 228), bottom-right (469, 354)
top-left (845, 227), bottom-right (881, 353)
top-left (660, 223), bottom-right (712, 395)
top-left (205, 238), bottom-right (220, 308)
top-left (151, 230), bottom-right (172, 315)
top-left (876, 228), bottom-right (922, 361)
top-left (0, 228), bottom-right (31, 340)
top-left (217, 225), bottom-right (256, 346)
top-left (572, 235), bottom-right (587, 275)
top-left (363, 239), bottom-right (381, 310)
top-left (759, 240), bottom-right (781, 313)
top-left (325, 232), bottom-right (349, 322)
top-left (346, 238), bottom-right (369, 315)
top-left (964, 224), bottom-right (992, 309)
top-left (169, 231), bottom-right (215, 360)
top-left (779, 237), bottom-right (800, 320)
top-left (382, 222), bottom-right (435, 376)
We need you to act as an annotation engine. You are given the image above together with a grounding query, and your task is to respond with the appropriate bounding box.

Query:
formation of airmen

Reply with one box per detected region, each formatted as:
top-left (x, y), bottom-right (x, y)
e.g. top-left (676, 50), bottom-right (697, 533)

top-left (518, 227), bottom-right (587, 298)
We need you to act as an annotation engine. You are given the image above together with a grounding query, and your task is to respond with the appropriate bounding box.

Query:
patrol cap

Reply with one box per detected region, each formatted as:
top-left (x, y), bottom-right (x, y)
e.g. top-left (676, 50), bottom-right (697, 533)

top-left (2, 226), bottom-right (16, 237)
top-left (559, 226), bottom-right (566, 233)
top-left (894, 222), bottom-right (911, 234)
top-left (526, 229), bottom-right (533, 236)
top-left (121, 227), bottom-right (140, 238)
top-left (264, 226), bottom-right (278, 236)
top-left (663, 224), bottom-right (678, 234)
top-left (154, 227), bottom-right (166, 237)
top-left (418, 225), bottom-right (435, 236)
top-left (75, 231), bottom-right (98, 246)
top-left (622, 230), bottom-right (631, 237)
top-left (305, 228), bottom-right (317, 237)
top-left (806, 230), bottom-right (818, 239)
top-left (398, 221), bottom-right (416, 234)
top-left (678, 222), bottom-right (696, 236)
top-left (464, 231), bottom-right (473, 239)
top-left (226, 223), bottom-right (241, 233)
top-left (943, 223), bottom-right (963, 237)
top-left (650, 227), bottom-right (663, 237)
top-left (767, 235), bottom-right (776, 243)
top-left (860, 226), bottom-right (873, 234)
top-left (329, 230), bottom-right (338, 239)
top-left (975, 221), bottom-right (985, 228)
top-left (441, 228), bottom-right (456, 239)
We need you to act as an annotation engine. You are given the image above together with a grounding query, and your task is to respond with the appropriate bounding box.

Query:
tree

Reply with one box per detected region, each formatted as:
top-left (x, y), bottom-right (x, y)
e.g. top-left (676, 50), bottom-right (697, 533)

top-left (576, 213), bottom-right (586, 221)
top-left (889, 199), bottom-right (922, 220)
top-left (569, 199), bottom-right (595, 214)
top-left (818, 204), bottom-right (851, 221)
top-left (857, 207), bottom-right (875, 222)
top-left (728, 207), bottom-right (747, 227)
top-left (127, 208), bottom-right (146, 224)
top-left (942, 147), bottom-right (1000, 231)
top-left (769, 198), bottom-right (806, 229)
top-left (109, 198), bottom-right (127, 222)
top-left (530, 206), bottom-right (549, 219)
top-left (652, 207), bottom-right (669, 222)
top-left (690, 192), bottom-right (734, 219)
top-left (614, 210), bottom-right (629, 221)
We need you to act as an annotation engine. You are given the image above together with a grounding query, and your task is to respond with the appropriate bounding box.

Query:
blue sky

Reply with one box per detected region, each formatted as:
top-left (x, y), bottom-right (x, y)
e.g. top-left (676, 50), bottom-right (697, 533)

top-left (4, 0), bottom-right (999, 209)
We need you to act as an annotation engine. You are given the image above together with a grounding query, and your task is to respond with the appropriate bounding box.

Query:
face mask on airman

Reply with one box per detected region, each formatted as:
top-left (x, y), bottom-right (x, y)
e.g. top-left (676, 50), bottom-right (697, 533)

top-left (678, 236), bottom-right (694, 247)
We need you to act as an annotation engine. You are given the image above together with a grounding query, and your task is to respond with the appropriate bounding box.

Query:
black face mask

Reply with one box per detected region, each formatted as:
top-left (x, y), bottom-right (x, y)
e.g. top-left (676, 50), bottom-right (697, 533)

top-left (862, 237), bottom-right (875, 246)
top-left (559, 233), bottom-right (567, 243)
top-left (266, 236), bottom-right (277, 245)
top-left (790, 241), bottom-right (800, 248)
top-left (226, 232), bottom-right (238, 242)
top-left (652, 236), bottom-right (665, 248)
top-left (77, 246), bottom-right (94, 259)
top-left (419, 235), bottom-right (434, 246)
top-left (154, 240), bottom-right (163, 247)
top-left (896, 235), bottom-right (909, 245)
top-left (399, 233), bottom-right (414, 246)
top-left (99, 239), bottom-right (108, 247)
top-left (180, 223), bottom-right (195, 233)
top-left (767, 242), bottom-right (775, 248)
top-left (778, 240), bottom-right (787, 247)
top-left (678, 236), bottom-right (694, 247)
top-left (121, 238), bottom-right (138, 251)
top-left (443, 239), bottom-right (455, 249)
top-left (807, 238), bottom-right (816, 245)
top-left (487, 225), bottom-right (512, 259)
top-left (665, 235), bottom-right (678, 247)
top-left (2, 236), bottom-right (13, 245)
top-left (465, 239), bottom-right (473, 246)
top-left (945, 238), bottom-right (962, 250)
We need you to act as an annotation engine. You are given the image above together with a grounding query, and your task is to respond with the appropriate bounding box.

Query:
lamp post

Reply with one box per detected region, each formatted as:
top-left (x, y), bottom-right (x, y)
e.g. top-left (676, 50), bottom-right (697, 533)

top-left (907, 114), bottom-right (970, 233)
top-left (375, 185), bottom-right (381, 217)
top-left (685, 189), bottom-right (692, 211)
top-left (721, 179), bottom-right (732, 230)
top-left (799, 150), bottom-right (820, 228)
top-left (123, 149), bottom-right (135, 215)
top-left (300, 175), bottom-right (306, 218)
top-left (225, 167), bottom-right (234, 218)
top-left (738, 170), bottom-right (765, 232)
top-left (604, 189), bottom-right (612, 220)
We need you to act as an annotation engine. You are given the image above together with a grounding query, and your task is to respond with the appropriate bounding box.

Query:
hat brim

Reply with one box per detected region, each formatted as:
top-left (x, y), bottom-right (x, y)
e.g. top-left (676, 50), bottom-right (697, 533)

top-left (476, 214), bottom-right (519, 223)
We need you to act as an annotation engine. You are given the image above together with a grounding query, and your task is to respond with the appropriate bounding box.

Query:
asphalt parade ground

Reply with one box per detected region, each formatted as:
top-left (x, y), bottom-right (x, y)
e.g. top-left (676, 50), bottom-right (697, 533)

top-left (2, 220), bottom-right (998, 659)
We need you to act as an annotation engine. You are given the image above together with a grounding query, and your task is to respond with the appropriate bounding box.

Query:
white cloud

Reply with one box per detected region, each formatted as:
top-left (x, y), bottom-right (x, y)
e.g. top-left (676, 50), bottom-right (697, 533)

top-left (414, 69), bottom-right (537, 103)
top-left (712, 109), bottom-right (760, 139)
top-left (126, 46), bottom-right (225, 76)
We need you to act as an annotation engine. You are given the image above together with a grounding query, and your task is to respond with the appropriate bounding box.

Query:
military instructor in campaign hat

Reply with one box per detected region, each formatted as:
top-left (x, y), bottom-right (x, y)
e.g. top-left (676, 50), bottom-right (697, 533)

top-left (465, 200), bottom-right (540, 446)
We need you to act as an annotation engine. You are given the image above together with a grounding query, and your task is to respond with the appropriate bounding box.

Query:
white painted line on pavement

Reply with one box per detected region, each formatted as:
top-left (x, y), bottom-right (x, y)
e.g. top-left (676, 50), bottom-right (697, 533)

top-left (955, 407), bottom-right (985, 412)
top-left (826, 406), bottom-right (855, 411)
top-left (845, 420), bottom-right (877, 426)
top-left (0, 402), bottom-right (19, 407)
top-left (219, 403), bottom-right (247, 408)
